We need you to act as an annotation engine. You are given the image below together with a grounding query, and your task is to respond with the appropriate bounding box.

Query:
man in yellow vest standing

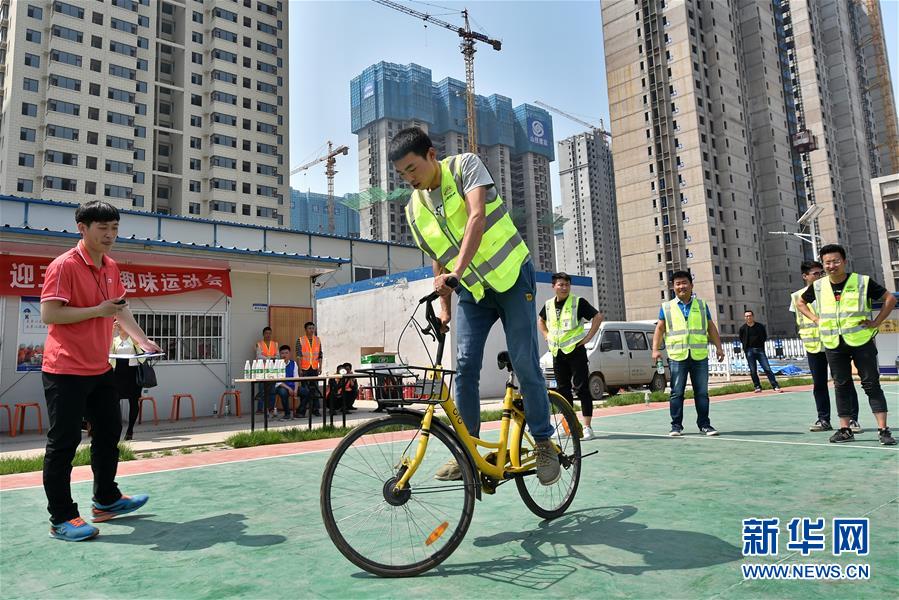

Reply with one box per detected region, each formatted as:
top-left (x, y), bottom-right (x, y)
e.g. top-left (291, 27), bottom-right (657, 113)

top-left (538, 272), bottom-right (603, 440)
top-left (652, 270), bottom-right (724, 436)
top-left (795, 244), bottom-right (896, 445)
top-left (295, 321), bottom-right (323, 417)
top-left (389, 127), bottom-right (560, 486)
top-left (255, 326), bottom-right (278, 415)
top-left (789, 260), bottom-right (860, 433)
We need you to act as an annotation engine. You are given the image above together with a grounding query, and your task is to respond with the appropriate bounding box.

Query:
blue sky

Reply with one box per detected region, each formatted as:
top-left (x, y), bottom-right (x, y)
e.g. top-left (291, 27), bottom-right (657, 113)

top-left (289, 0), bottom-right (899, 208)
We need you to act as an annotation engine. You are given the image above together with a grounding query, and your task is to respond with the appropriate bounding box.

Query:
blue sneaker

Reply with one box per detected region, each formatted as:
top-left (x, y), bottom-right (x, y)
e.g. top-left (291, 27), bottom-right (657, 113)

top-left (91, 494), bottom-right (149, 523)
top-left (49, 517), bottom-right (99, 541)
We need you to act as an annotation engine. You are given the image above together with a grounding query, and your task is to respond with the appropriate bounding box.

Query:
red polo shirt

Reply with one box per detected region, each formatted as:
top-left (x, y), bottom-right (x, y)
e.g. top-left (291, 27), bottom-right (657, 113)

top-left (40, 241), bottom-right (126, 376)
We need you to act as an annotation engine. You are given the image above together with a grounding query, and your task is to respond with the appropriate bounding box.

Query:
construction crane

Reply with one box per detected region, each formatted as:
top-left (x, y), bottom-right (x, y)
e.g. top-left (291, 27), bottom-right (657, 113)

top-left (290, 141), bottom-right (349, 234)
top-left (534, 100), bottom-right (611, 138)
top-left (861, 0), bottom-right (899, 173)
top-left (372, 0), bottom-right (501, 154)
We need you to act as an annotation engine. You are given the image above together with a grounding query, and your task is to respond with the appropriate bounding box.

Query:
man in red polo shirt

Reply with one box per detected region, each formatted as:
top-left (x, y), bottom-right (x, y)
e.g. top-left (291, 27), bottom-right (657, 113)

top-left (41, 201), bottom-right (161, 542)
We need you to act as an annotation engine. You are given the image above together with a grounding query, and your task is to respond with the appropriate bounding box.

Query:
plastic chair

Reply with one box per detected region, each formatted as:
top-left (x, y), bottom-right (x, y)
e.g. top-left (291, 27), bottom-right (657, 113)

top-left (218, 390), bottom-right (242, 417)
top-left (138, 396), bottom-right (158, 425)
top-left (170, 394), bottom-right (196, 422)
top-left (0, 404), bottom-right (12, 437)
top-left (14, 402), bottom-right (43, 435)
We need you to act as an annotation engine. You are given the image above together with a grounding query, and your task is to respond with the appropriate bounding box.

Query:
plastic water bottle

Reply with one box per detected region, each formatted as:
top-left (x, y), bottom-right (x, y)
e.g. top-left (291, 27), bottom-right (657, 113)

top-left (656, 359), bottom-right (665, 375)
top-left (644, 391), bottom-right (651, 404)
top-left (244, 360), bottom-right (252, 379)
top-left (253, 359), bottom-right (263, 380)
top-left (212, 401), bottom-right (218, 416)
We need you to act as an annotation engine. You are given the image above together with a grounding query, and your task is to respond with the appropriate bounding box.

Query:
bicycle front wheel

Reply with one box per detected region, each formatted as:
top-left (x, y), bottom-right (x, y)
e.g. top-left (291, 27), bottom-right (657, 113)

top-left (514, 390), bottom-right (582, 520)
top-left (320, 412), bottom-right (476, 577)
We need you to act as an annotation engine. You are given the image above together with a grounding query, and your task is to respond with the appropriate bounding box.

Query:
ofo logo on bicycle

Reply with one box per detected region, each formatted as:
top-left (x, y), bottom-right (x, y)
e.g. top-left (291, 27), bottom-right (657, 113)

top-left (741, 517), bottom-right (871, 581)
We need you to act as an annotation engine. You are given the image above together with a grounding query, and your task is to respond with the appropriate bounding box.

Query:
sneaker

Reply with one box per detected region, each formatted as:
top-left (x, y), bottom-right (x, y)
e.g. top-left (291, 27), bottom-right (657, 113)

top-left (754, 387), bottom-right (762, 393)
top-left (700, 426), bottom-right (719, 436)
top-left (849, 420), bottom-right (864, 434)
top-left (774, 387), bottom-right (784, 393)
top-left (534, 440), bottom-right (561, 486)
top-left (433, 459), bottom-right (462, 481)
top-left (278, 415), bottom-right (292, 422)
top-left (809, 420), bottom-right (833, 432)
top-left (581, 426), bottom-right (595, 441)
top-left (49, 517), bottom-right (99, 542)
top-left (879, 428), bottom-right (897, 446)
top-left (668, 427), bottom-right (683, 437)
top-left (829, 428), bottom-right (855, 444)
top-left (91, 494), bottom-right (149, 523)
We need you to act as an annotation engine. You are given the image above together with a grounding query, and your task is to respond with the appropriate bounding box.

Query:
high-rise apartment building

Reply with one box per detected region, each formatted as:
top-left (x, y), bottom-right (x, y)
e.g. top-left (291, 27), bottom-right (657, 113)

top-left (602, 0), bottom-right (896, 335)
top-left (558, 131), bottom-right (624, 319)
top-left (289, 188), bottom-right (360, 238)
top-left (349, 61), bottom-right (556, 272)
top-left (0, 0), bottom-right (289, 226)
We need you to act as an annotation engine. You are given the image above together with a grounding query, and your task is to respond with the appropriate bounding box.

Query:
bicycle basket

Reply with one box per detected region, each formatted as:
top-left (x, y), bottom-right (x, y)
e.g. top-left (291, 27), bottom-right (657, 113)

top-left (357, 365), bottom-right (455, 405)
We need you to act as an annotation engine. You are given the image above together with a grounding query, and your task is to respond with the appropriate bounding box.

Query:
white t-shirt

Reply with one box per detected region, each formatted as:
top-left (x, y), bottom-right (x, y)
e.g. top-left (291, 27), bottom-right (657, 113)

top-left (425, 153), bottom-right (496, 210)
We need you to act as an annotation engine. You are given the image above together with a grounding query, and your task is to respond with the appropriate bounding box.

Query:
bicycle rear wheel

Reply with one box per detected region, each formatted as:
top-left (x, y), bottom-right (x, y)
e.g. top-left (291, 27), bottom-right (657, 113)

top-left (320, 412), bottom-right (476, 577)
top-left (514, 390), bottom-right (582, 520)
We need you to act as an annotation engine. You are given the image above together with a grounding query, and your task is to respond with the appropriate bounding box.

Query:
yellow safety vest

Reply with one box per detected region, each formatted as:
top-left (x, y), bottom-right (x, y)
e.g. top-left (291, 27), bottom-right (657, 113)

top-left (813, 273), bottom-right (876, 348)
top-left (791, 288), bottom-right (823, 354)
top-left (663, 297), bottom-right (709, 361)
top-left (405, 155), bottom-right (530, 302)
top-left (545, 295), bottom-right (587, 356)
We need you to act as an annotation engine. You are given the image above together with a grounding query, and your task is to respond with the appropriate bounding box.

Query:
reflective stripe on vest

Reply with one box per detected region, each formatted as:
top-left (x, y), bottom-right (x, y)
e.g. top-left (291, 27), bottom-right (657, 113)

top-left (791, 289), bottom-right (823, 354)
top-left (258, 340), bottom-right (278, 357)
top-left (663, 297), bottom-right (709, 361)
top-left (299, 336), bottom-right (321, 370)
top-left (545, 295), bottom-right (587, 356)
top-left (405, 155), bottom-right (530, 302)
top-left (813, 273), bottom-right (876, 348)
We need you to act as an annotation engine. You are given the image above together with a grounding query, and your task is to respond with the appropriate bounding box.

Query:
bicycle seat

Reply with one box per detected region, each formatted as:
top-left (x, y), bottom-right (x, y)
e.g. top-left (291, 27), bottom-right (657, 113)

top-left (496, 351), bottom-right (513, 372)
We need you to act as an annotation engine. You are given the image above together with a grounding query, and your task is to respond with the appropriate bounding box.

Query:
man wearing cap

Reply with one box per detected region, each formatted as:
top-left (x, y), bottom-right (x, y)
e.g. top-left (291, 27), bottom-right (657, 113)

top-left (538, 272), bottom-right (603, 440)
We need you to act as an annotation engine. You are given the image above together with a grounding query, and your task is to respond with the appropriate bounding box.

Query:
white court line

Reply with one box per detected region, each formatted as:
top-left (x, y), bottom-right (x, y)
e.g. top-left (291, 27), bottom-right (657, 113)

top-left (593, 429), bottom-right (899, 451)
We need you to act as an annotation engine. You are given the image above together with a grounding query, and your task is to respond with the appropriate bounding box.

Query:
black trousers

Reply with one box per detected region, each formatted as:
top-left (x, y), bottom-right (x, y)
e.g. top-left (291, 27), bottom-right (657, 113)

top-left (553, 346), bottom-right (593, 417)
top-left (807, 351), bottom-right (858, 422)
top-left (825, 339), bottom-right (888, 418)
top-left (43, 370), bottom-right (123, 524)
top-left (299, 368), bottom-right (321, 414)
top-left (114, 360), bottom-right (141, 436)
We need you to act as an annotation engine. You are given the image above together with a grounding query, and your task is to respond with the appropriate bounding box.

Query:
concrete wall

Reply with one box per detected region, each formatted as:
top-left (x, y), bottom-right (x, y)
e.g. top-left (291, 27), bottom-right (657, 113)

top-left (316, 268), bottom-right (594, 398)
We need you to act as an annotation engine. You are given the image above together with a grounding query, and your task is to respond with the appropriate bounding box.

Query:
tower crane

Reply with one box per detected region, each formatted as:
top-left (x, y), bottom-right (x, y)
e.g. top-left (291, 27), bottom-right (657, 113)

top-left (372, 0), bottom-right (501, 154)
top-left (290, 141), bottom-right (349, 234)
top-left (534, 101), bottom-right (611, 138)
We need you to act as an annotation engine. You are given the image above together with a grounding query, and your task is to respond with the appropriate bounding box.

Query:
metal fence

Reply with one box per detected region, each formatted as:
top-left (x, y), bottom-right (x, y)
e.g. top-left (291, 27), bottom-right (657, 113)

top-left (708, 338), bottom-right (808, 380)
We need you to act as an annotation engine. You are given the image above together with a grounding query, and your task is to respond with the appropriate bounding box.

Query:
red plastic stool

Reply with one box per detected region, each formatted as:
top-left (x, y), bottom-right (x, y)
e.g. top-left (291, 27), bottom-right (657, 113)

top-left (14, 402), bottom-right (43, 435)
top-left (218, 390), bottom-right (242, 417)
top-left (0, 404), bottom-right (13, 437)
top-left (137, 396), bottom-right (158, 425)
top-left (170, 394), bottom-right (196, 421)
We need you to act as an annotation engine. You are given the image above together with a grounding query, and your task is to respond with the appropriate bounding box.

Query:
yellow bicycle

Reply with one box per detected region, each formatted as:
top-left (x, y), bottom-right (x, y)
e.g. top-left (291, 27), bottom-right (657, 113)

top-left (320, 284), bottom-right (584, 577)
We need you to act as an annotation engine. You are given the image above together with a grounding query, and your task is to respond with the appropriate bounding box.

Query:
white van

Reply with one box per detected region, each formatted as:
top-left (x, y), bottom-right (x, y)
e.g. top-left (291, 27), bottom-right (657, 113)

top-left (540, 320), bottom-right (669, 400)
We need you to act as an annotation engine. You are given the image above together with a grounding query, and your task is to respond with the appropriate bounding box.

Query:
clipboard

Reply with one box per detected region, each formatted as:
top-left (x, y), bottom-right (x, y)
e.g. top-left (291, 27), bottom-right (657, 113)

top-left (108, 352), bottom-right (166, 359)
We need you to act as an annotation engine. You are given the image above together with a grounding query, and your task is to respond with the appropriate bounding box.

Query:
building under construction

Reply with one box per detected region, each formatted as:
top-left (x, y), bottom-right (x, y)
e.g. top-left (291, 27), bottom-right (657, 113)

top-left (349, 61), bottom-right (557, 272)
top-left (602, 0), bottom-right (898, 336)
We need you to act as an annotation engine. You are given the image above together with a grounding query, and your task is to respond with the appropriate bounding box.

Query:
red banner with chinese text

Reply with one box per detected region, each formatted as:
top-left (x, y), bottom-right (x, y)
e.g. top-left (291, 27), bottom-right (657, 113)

top-left (0, 255), bottom-right (232, 298)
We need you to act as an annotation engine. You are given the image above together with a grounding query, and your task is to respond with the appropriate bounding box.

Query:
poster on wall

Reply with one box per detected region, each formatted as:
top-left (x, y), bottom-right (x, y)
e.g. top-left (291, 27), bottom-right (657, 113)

top-left (16, 296), bottom-right (46, 372)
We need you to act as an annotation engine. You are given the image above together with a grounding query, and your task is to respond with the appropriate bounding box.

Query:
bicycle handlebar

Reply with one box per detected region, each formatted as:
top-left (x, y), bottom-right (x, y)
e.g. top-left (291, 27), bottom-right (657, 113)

top-left (419, 276), bottom-right (458, 366)
top-left (418, 275), bottom-right (459, 305)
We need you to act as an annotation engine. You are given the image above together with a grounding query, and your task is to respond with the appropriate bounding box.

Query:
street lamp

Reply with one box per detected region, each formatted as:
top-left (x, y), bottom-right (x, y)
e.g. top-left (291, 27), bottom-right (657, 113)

top-left (769, 204), bottom-right (824, 257)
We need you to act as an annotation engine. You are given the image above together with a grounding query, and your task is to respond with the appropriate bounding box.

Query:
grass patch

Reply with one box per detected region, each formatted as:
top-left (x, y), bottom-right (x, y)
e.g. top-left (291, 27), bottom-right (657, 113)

top-left (0, 443), bottom-right (136, 476)
top-left (596, 376), bottom-right (816, 408)
top-left (225, 425), bottom-right (354, 449)
top-left (180, 447), bottom-right (193, 455)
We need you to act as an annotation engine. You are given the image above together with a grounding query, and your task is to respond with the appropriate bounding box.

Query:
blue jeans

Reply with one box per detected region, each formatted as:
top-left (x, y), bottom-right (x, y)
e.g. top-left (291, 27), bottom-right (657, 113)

top-left (668, 357), bottom-right (711, 430)
top-left (745, 348), bottom-right (779, 389)
top-left (454, 260), bottom-right (553, 441)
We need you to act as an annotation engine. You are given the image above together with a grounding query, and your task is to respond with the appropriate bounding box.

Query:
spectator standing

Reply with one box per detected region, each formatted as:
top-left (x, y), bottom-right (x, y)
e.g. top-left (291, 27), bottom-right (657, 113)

top-left (255, 326), bottom-right (278, 415)
top-left (796, 244), bottom-right (896, 445)
top-left (651, 270), bottom-right (725, 437)
top-left (296, 321), bottom-right (323, 417)
top-left (738, 311), bottom-right (783, 393)
top-left (40, 201), bottom-right (159, 541)
top-left (537, 272), bottom-right (603, 440)
top-left (108, 323), bottom-right (146, 440)
top-left (274, 345), bottom-right (300, 421)
top-left (790, 260), bottom-right (860, 432)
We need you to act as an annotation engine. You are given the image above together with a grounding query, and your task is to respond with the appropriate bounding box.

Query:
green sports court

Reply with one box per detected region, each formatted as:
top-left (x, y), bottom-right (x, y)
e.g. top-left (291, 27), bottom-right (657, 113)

top-left (1, 385), bottom-right (897, 599)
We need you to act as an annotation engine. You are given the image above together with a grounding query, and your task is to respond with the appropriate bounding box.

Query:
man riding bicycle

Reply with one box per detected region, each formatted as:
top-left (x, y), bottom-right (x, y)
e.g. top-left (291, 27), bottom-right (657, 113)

top-left (388, 127), bottom-right (560, 485)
